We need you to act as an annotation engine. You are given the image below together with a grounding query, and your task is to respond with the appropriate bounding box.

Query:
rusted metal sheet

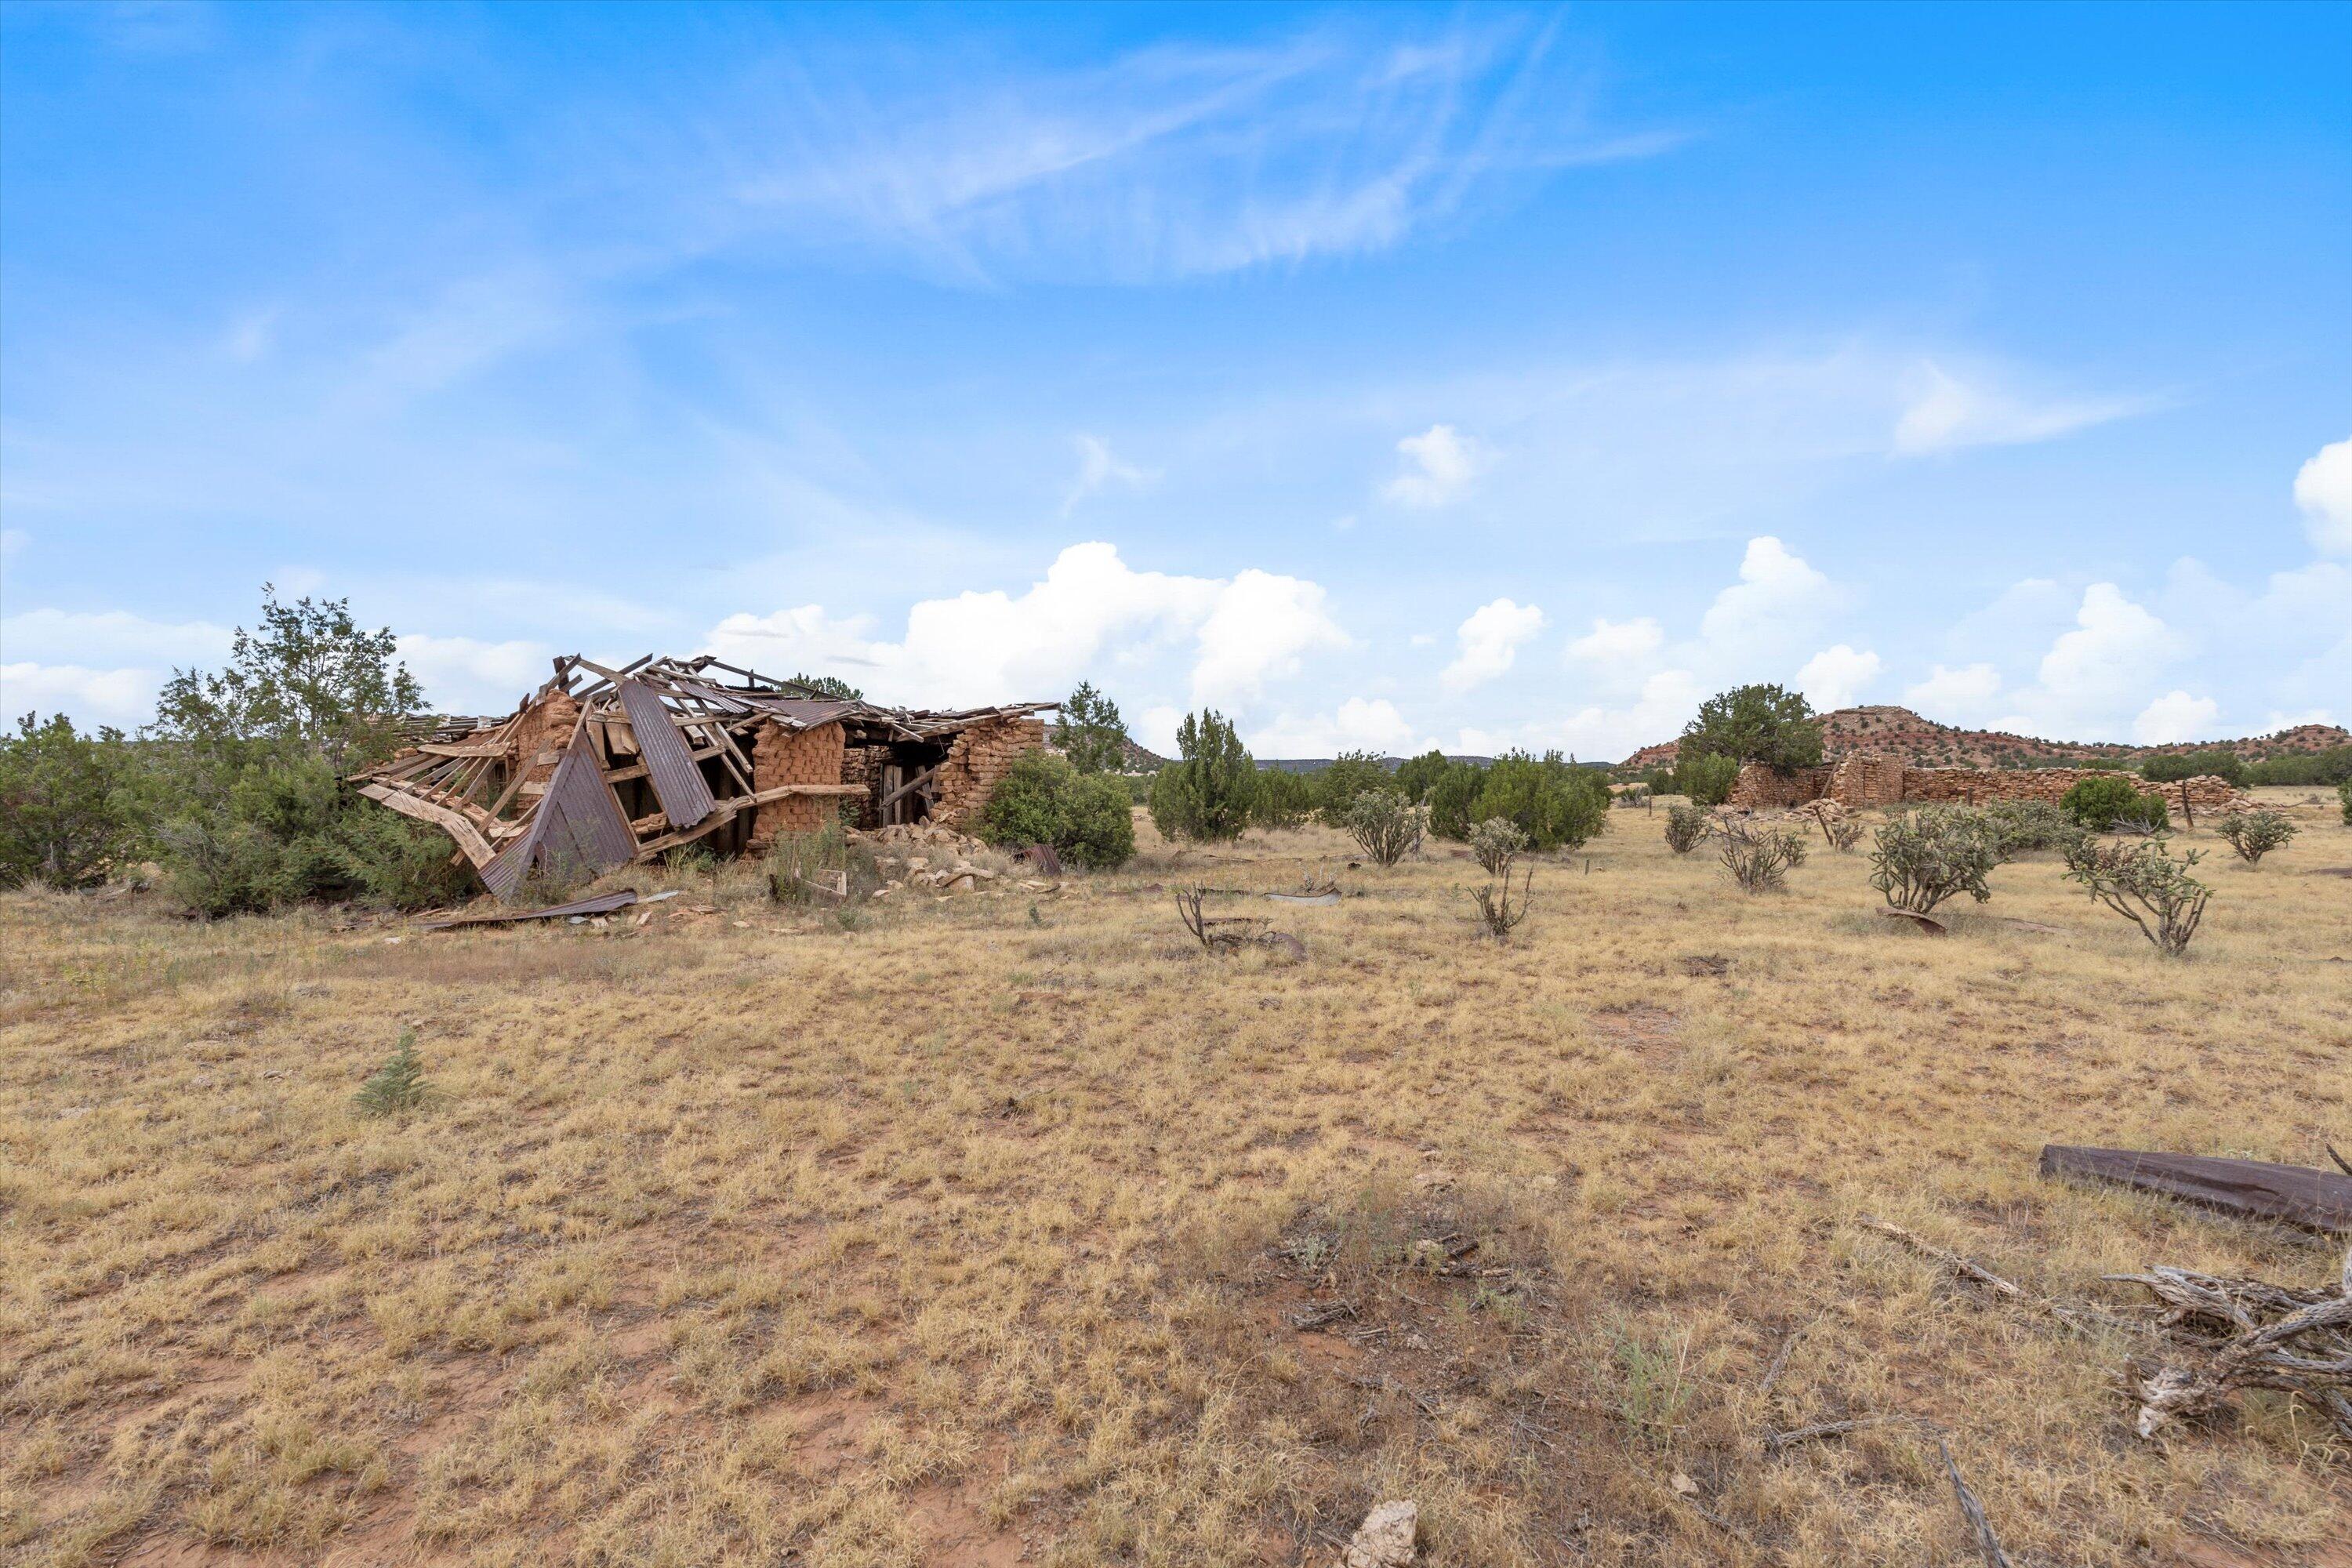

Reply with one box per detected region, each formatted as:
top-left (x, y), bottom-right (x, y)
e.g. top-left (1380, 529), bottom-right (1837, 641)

top-left (618, 677), bottom-right (715, 829)
top-left (2041, 1145), bottom-right (2352, 1233)
top-left (482, 742), bottom-right (638, 901)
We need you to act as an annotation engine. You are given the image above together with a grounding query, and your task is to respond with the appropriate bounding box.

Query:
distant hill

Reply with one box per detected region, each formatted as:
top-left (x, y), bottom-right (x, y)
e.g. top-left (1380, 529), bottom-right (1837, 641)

top-left (1046, 729), bottom-right (1169, 772)
top-left (1628, 705), bottom-right (2349, 771)
top-left (1255, 754), bottom-right (1492, 775)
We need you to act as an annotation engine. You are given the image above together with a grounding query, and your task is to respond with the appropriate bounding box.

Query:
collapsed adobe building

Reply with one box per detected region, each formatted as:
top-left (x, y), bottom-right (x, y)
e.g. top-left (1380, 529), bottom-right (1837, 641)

top-left (355, 655), bottom-right (1051, 900)
top-left (1728, 755), bottom-right (2251, 817)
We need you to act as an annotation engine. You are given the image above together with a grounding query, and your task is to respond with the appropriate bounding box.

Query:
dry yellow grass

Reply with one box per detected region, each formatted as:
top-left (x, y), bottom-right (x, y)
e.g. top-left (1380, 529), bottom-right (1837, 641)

top-left (3, 789), bottom-right (2348, 1566)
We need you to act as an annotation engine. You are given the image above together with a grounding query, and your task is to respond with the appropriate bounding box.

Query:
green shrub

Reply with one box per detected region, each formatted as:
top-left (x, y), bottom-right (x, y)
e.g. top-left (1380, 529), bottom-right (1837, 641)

top-left (2061, 775), bottom-right (2169, 833)
top-left (2246, 746), bottom-right (2352, 787)
top-left (2063, 836), bottom-right (2211, 956)
top-left (1471, 751), bottom-right (1610, 851)
top-left (1425, 761), bottom-right (1486, 840)
top-left (353, 1030), bottom-right (429, 1118)
top-left (0, 712), bottom-right (153, 888)
top-left (158, 746), bottom-right (474, 916)
top-left (1869, 806), bottom-right (1998, 914)
top-left (1669, 753), bottom-right (1739, 808)
top-left (2215, 809), bottom-right (2296, 867)
top-left (1343, 789), bottom-right (1424, 866)
top-left (1249, 768), bottom-right (1316, 831)
top-left (1316, 750), bottom-right (1394, 818)
top-left (976, 751), bottom-right (1134, 869)
top-left (2142, 750), bottom-right (2248, 788)
top-left (2342, 779), bottom-right (2352, 826)
top-left (1392, 748), bottom-right (1454, 804)
top-left (1980, 799), bottom-right (2084, 860)
top-left (1148, 710), bottom-right (1256, 843)
top-left (1663, 804), bottom-right (1709, 855)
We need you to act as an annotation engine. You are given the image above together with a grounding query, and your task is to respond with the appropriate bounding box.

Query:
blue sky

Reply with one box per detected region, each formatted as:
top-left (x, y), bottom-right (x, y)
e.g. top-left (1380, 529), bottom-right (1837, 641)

top-left (3, 2), bottom-right (2347, 758)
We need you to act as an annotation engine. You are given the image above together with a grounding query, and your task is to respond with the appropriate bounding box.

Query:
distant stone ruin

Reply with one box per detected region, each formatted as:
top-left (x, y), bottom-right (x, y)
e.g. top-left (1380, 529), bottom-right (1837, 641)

top-left (1728, 754), bottom-right (2249, 817)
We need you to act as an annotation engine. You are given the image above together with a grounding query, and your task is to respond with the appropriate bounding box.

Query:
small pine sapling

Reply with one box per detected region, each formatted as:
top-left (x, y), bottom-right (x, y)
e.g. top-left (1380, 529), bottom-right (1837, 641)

top-left (354, 1029), bottom-right (429, 1118)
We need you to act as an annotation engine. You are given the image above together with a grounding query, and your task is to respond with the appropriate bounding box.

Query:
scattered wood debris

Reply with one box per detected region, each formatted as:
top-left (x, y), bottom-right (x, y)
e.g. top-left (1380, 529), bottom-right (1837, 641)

top-left (2107, 1239), bottom-right (2352, 1442)
top-left (2040, 1145), bottom-right (2352, 1233)
top-left (1877, 906), bottom-right (1950, 935)
top-left (416, 888), bottom-right (660, 931)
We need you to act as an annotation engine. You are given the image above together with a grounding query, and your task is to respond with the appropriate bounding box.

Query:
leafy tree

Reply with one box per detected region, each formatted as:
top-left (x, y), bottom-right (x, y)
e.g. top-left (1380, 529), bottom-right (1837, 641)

top-left (1054, 681), bottom-right (1131, 775)
top-left (2142, 750), bottom-right (2248, 787)
top-left (1393, 748), bottom-right (1453, 804)
top-left (1679, 684), bottom-right (1823, 774)
top-left (976, 750), bottom-right (1134, 869)
top-left (0, 713), bottom-right (154, 888)
top-left (147, 586), bottom-right (470, 915)
top-left (2246, 746), bottom-right (2352, 787)
top-left (1316, 750), bottom-right (1394, 818)
top-left (2342, 778), bottom-right (2352, 826)
top-left (1148, 710), bottom-right (1257, 842)
top-left (153, 586), bottom-right (421, 768)
top-left (1425, 760), bottom-right (1486, 840)
top-left (786, 673), bottom-right (864, 701)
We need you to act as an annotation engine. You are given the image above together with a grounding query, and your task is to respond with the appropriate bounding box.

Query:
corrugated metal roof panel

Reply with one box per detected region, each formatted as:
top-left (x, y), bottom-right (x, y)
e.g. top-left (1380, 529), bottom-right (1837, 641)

top-left (481, 743), bottom-right (638, 901)
top-left (619, 677), bottom-right (716, 829)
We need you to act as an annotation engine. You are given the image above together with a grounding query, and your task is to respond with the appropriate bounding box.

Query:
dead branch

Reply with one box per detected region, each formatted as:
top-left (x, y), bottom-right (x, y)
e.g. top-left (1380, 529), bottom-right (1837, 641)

top-left (1858, 1214), bottom-right (2024, 1299)
top-left (2106, 1237), bottom-right (2352, 1441)
top-left (1936, 1436), bottom-right (2014, 1568)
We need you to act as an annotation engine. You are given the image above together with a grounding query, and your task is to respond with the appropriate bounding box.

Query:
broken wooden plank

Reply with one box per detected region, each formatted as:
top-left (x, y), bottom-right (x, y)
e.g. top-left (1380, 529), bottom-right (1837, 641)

top-left (357, 783), bottom-right (497, 867)
top-left (2040, 1145), bottom-right (2352, 1233)
top-left (1877, 906), bottom-right (1949, 935)
top-left (418, 889), bottom-right (641, 931)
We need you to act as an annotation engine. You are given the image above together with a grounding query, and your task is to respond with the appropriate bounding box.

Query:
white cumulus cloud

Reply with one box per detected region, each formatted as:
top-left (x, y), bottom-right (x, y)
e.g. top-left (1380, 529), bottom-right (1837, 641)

top-left (397, 633), bottom-right (557, 716)
top-left (1903, 662), bottom-right (2002, 723)
top-left (1566, 615), bottom-right (1664, 667)
top-left (1697, 535), bottom-right (1837, 659)
top-left (2132, 691), bottom-right (2221, 746)
top-left (1989, 582), bottom-right (2176, 740)
top-left (1385, 423), bottom-right (1487, 508)
top-left (2294, 434), bottom-right (2352, 555)
top-left (1795, 644), bottom-right (1882, 710)
top-left (1440, 597), bottom-right (1544, 691)
top-left (703, 542), bottom-right (1345, 716)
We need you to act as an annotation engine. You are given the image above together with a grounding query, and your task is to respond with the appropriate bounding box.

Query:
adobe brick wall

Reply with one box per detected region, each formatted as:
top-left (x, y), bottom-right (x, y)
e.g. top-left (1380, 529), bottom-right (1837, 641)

top-left (1728, 755), bottom-right (2249, 815)
top-left (930, 716), bottom-right (1049, 830)
top-left (750, 719), bottom-right (848, 846)
top-left (507, 691), bottom-right (581, 789)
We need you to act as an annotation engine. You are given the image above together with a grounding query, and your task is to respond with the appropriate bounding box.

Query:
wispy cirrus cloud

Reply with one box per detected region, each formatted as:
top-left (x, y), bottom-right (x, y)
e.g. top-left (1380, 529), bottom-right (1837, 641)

top-left (718, 16), bottom-right (1689, 285)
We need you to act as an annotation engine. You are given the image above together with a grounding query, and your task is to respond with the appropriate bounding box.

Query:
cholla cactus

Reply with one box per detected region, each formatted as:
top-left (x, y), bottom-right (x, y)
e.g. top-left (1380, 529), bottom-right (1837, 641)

top-left (1468, 817), bottom-right (1529, 877)
top-left (2215, 809), bottom-right (2297, 867)
top-left (2063, 837), bottom-right (2212, 956)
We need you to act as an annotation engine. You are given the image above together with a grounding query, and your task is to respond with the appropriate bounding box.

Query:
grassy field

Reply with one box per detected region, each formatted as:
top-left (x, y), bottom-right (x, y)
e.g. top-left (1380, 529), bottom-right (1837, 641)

top-left (3, 788), bottom-right (2348, 1567)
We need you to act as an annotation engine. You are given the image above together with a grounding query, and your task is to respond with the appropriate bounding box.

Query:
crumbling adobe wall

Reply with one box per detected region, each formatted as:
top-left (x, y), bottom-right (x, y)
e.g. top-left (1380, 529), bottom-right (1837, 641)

top-left (508, 689), bottom-right (581, 792)
top-left (840, 744), bottom-right (884, 829)
top-left (929, 716), bottom-right (1048, 830)
top-left (750, 719), bottom-right (847, 847)
top-left (1728, 756), bottom-right (2249, 815)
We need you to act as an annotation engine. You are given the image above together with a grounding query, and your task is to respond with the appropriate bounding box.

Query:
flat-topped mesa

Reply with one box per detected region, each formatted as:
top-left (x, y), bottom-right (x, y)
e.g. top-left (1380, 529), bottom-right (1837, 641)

top-left (1727, 754), bottom-right (2252, 815)
top-left (352, 653), bottom-right (1053, 900)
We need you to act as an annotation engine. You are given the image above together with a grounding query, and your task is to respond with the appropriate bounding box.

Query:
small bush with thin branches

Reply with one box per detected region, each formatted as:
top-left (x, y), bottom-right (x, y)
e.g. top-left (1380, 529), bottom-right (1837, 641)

top-left (1345, 789), bottom-right (1425, 867)
top-left (1663, 804), bottom-right (1709, 855)
top-left (1468, 817), bottom-right (1529, 877)
top-left (1468, 863), bottom-right (1534, 941)
top-left (2063, 836), bottom-right (2212, 956)
top-left (1716, 819), bottom-right (1806, 893)
top-left (2215, 809), bottom-right (2296, 867)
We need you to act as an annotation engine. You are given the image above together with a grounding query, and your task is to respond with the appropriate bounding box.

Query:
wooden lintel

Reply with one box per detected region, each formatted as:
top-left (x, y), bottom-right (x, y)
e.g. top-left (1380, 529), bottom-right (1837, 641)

top-left (358, 783), bottom-right (497, 867)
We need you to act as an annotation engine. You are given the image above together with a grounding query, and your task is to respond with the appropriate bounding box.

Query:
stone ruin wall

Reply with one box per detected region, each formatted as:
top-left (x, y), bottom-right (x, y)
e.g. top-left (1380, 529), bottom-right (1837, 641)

top-left (1729, 756), bottom-right (2249, 815)
top-left (749, 719), bottom-right (847, 847)
top-left (929, 716), bottom-right (1049, 830)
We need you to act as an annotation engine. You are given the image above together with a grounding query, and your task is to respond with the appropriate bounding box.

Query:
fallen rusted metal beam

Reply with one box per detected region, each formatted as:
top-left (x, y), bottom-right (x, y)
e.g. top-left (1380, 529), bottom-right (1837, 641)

top-left (2041, 1145), bottom-right (2352, 1233)
top-left (418, 889), bottom-right (644, 931)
